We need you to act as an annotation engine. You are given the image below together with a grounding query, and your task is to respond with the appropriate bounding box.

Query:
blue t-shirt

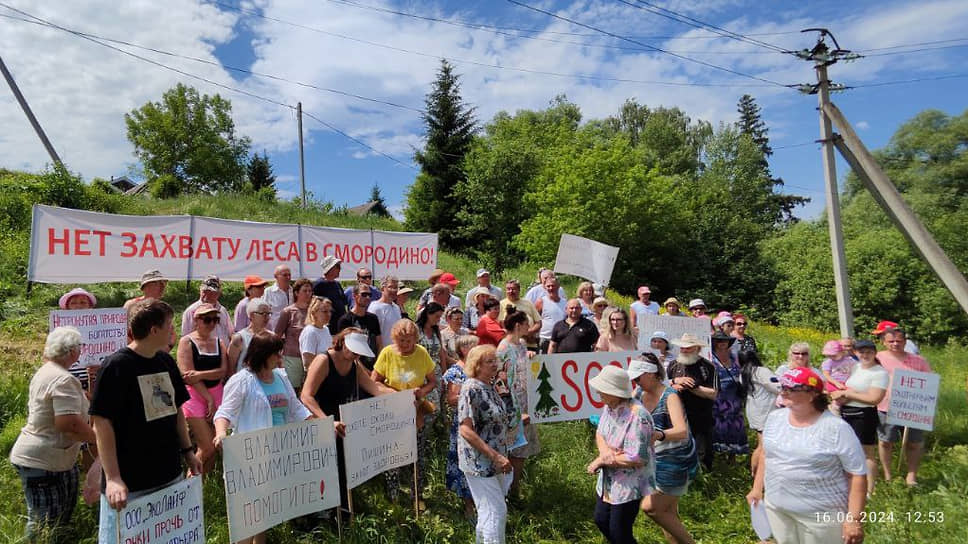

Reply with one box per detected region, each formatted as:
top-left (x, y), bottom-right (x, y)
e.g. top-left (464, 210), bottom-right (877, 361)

top-left (259, 374), bottom-right (289, 427)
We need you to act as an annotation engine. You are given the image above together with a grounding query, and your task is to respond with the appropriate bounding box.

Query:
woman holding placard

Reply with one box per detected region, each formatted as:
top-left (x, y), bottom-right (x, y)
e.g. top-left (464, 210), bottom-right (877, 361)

top-left (214, 331), bottom-right (312, 544)
top-left (459, 344), bottom-right (513, 543)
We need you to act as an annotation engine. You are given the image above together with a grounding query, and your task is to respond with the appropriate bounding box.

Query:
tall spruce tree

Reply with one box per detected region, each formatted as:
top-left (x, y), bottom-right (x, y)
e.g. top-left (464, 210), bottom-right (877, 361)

top-left (735, 94), bottom-right (809, 223)
top-left (368, 183), bottom-right (391, 218)
top-left (405, 59), bottom-right (477, 249)
top-left (247, 151), bottom-right (276, 192)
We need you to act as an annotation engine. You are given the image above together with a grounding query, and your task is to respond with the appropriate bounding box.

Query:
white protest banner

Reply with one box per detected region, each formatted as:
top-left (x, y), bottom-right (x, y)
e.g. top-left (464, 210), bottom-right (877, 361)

top-left (28, 204), bottom-right (438, 283)
top-left (553, 233), bottom-right (619, 286)
top-left (222, 418), bottom-right (340, 542)
top-left (339, 390), bottom-right (417, 490)
top-left (117, 476), bottom-right (204, 544)
top-left (636, 314), bottom-right (711, 359)
top-left (529, 352), bottom-right (640, 423)
top-left (49, 308), bottom-right (127, 367)
top-left (886, 369), bottom-right (940, 431)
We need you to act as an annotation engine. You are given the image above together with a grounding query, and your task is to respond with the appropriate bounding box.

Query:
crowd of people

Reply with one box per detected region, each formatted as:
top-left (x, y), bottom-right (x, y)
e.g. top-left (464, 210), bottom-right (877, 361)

top-left (8, 261), bottom-right (936, 544)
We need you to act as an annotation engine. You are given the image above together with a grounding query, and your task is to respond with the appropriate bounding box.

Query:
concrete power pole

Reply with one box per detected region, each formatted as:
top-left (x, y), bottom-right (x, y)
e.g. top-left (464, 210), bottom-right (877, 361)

top-left (797, 30), bottom-right (855, 337)
top-left (0, 55), bottom-right (64, 168)
top-left (825, 102), bottom-right (968, 315)
top-left (297, 102), bottom-right (307, 208)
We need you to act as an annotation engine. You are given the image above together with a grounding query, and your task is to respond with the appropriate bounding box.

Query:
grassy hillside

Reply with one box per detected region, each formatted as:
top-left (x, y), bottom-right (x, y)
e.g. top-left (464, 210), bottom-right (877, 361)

top-left (0, 172), bottom-right (965, 543)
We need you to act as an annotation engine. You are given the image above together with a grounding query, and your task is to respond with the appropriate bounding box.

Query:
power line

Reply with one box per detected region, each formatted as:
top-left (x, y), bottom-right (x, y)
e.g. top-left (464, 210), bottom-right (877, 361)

top-left (773, 141), bottom-right (817, 150)
top-left (301, 110), bottom-right (416, 170)
top-left (309, 0), bottom-right (800, 40)
top-left (861, 43), bottom-right (968, 58)
top-left (856, 37), bottom-right (968, 52)
top-left (0, 13), bottom-right (424, 114)
top-left (206, 0), bottom-right (776, 88)
top-left (619, 0), bottom-right (790, 54)
top-left (849, 73), bottom-right (968, 88)
top-left (323, 0), bottom-right (785, 55)
top-left (505, 0), bottom-right (790, 87)
top-left (0, 2), bottom-right (410, 170)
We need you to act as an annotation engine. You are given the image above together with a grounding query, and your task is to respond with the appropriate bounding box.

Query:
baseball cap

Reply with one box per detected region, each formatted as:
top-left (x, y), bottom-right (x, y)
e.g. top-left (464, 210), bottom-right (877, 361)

top-left (779, 367), bottom-right (823, 392)
top-left (243, 275), bottom-right (269, 289)
top-left (476, 268), bottom-right (490, 278)
top-left (439, 272), bottom-right (460, 287)
top-left (201, 275), bottom-right (221, 292)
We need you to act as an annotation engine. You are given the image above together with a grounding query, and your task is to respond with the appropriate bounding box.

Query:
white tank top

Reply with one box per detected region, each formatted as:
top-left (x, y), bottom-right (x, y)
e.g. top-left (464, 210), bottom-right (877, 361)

top-left (539, 296), bottom-right (566, 340)
top-left (235, 328), bottom-right (255, 371)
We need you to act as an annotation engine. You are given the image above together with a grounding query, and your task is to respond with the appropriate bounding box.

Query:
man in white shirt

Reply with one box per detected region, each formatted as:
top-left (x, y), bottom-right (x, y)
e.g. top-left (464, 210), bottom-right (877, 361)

top-left (181, 275), bottom-right (233, 346)
top-left (629, 285), bottom-right (660, 333)
top-left (368, 275), bottom-right (402, 348)
top-left (464, 268), bottom-right (503, 307)
top-left (525, 269), bottom-right (567, 304)
top-left (263, 265), bottom-right (293, 330)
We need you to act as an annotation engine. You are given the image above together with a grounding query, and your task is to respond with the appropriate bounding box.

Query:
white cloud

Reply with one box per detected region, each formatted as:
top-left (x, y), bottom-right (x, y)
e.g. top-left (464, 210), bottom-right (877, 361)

top-left (856, 121), bottom-right (870, 130)
top-left (1, 0), bottom-right (965, 193)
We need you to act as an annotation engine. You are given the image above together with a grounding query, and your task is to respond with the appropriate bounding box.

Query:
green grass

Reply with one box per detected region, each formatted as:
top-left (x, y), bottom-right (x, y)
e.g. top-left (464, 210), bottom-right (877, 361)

top-left (0, 191), bottom-right (964, 542)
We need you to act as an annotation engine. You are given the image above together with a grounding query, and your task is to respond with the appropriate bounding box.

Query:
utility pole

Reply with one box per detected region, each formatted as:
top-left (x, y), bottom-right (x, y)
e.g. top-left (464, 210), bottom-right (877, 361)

top-left (0, 55), bottom-right (63, 168)
top-left (297, 101), bottom-right (307, 208)
top-left (796, 30), bottom-right (858, 337)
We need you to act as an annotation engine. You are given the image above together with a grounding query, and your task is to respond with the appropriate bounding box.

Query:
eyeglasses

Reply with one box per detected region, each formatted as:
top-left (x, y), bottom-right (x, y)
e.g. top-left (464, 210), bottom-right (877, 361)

top-left (359, 292), bottom-right (372, 298)
top-left (358, 275), bottom-right (372, 280)
top-left (791, 351), bottom-right (809, 356)
top-left (199, 316), bottom-right (220, 324)
top-left (736, 322), bottom-right (747, 327)
top-left (610, 317), bottom-right (626, 322)
top-left (252, 311), bottom-right (271, 316)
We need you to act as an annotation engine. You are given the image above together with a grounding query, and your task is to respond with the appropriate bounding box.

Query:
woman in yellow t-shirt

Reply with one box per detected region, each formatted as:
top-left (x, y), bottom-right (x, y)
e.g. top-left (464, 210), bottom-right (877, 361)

top-left (371, 319), bottom-right (437, 509)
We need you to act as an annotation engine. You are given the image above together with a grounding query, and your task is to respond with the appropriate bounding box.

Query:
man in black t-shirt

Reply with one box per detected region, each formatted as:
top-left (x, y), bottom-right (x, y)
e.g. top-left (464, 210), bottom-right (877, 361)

top-left (666, 333), bottom-right (719, 471)
top-left (90, 299), bottom-right (201, 540)
top-left (313, 255), bottom-right (348, 334)
top-left (548, 298), bottom-right (600, 353)
top-left (336, 283), bottom-right (383, 370)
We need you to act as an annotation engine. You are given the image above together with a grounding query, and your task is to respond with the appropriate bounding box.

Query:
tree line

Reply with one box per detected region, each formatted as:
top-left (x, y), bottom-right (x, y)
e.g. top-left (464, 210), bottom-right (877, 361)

top-left (405, 60), bottom-right (968, 344)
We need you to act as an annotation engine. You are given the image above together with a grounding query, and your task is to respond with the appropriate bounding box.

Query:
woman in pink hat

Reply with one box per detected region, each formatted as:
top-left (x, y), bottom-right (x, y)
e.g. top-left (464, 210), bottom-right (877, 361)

top-left (58, 288), bottom-right (96, 310)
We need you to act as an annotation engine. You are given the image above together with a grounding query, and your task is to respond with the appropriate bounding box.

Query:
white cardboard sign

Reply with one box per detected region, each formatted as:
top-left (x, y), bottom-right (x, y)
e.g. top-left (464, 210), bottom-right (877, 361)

top-left (886, 369), bottom-right (940, 431)
top-left (528, 352), bottom-right (641, 423)
top-left (636, 314), bottom-right (712, 359)
top-left (339, 390), bottom-right (417, 490)
top-left (48, 308), bottom-right (127, 367)
top-left (117, 477), bottom-right (204, 544)
top-left (222, 418), bottom-right (340, 542)
top-left (553, 233), bottom-right (619, 285)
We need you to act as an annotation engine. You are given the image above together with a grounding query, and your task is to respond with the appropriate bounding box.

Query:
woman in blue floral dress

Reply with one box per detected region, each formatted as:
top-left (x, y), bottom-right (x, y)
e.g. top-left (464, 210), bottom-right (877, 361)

top-left (443, 335), bottom-right (479, 520)
top-left (710, 332), bottom-right (749, 456)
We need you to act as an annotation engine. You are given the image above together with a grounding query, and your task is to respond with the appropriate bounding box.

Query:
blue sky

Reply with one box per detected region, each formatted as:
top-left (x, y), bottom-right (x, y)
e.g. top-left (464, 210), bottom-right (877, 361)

top-left (1, 0), bottom-right (966, 220)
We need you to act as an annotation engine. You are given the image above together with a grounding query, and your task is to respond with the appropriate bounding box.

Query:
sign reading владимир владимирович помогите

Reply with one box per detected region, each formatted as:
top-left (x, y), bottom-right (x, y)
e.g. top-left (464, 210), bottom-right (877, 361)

top-left (221, 418), bottom-right (340, 542)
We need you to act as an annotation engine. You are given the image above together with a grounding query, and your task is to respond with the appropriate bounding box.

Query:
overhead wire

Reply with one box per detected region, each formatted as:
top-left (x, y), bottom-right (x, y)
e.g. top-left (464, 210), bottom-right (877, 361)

top-left (204, 0), bottom-right (777, 88)
top-left (505, 0), bottom-right (790, 87)
top-left (306, 0), bottom-right (801, 40)
top-left (0, 12), bottom-right (424, 114)
top-left (0, 2), bottom-right (412, 169)
top-left (618, 0), bottom-right (791, 53)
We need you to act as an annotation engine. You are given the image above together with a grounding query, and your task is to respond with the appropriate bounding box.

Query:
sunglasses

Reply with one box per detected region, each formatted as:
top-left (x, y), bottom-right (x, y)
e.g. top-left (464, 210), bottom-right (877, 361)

top-left (252, 311), bottom-right (271, 316)
top-left (359, 292), bottom-right (372, 298)
top-left (199, 316), bottom-right (220, 324)
top-left (736, 322), bottom-right (747, 326)
top-left (780, 385), bottom-right (814, 393)
top-left (358, 275), bottom-right (372, 280)
top-left (610, 317), bottom-right (626, 322)
top-left (791, 351), bottom-right (809, 356)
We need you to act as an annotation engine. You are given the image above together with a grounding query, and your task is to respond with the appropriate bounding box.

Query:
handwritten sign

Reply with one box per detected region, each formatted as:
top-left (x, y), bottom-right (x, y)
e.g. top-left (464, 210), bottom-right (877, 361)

top-left (28, 204), bottom-right (438, 283)
top-left (117, 477), bottom-right (204, 544)
top-left (222, 418), bottom-right (340, 542)
top-left (49, 308), bottom-right (127, 367)
top-left (553, 233), bottom-right (619, 286)
top-left (528, 352), bottom-right (640, 423)
top-left (636, 314), bottom-right (711, 359)
top-left (886, 369), bottom-right (940, 431)
top-left (339, 390), bottom-right (417, 490)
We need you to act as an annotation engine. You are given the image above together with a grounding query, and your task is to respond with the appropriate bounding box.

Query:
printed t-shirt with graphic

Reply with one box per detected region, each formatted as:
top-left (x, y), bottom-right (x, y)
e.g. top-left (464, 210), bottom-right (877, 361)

top-left (259, 373), bottom-right (290, 427)
top-left (89, 347), bottom-right (190, 493)
top-left (373, 345), bottom-right (435, 391)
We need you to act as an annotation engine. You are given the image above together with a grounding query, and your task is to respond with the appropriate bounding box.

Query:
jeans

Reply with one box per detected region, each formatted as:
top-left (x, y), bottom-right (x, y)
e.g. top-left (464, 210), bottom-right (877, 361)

top-left (593, 494), bottom-right (641, 544)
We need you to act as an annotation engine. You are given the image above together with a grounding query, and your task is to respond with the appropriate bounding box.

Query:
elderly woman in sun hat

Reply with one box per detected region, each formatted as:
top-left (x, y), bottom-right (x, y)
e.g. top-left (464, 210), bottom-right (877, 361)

top-left (629, 355), bottom-right (698, 544)
top-left (58, 287), bottom-right (97, 310)
top-left (587, 365), bottom-right (655, 544)
top-left (747, 367), bottom-right (867, 544)
top-left (662, 297), bottom-right (684, 317)
top-left (648, 330), bottom-right (675, 374)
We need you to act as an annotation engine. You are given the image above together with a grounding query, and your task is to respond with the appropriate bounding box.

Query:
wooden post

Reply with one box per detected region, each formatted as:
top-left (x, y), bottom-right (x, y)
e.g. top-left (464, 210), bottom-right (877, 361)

top-left (413, 462), bottom-right (420, 518)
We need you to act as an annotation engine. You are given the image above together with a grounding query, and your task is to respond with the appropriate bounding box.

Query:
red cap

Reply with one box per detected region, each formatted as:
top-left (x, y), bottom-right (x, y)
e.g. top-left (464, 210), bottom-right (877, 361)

top-left (779, 367), bottom-right (824, 392)
top-left (439, 272), bottom-right (460, 287)
top-left (871, 320), bottom-right (899, 336)
top-left (243, 275), bottom-right (269, 289)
